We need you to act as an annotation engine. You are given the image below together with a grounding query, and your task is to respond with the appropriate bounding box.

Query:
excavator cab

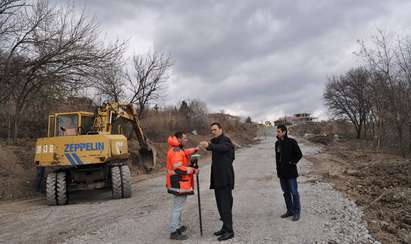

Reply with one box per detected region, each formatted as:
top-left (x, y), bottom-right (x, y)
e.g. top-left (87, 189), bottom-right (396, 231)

top-left (48, 112), bottom-right (95, 137)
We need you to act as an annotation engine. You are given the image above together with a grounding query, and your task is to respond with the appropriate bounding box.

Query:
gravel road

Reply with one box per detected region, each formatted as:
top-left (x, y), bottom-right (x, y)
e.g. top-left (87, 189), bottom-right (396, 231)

top-left (0, 137), bottom-right (378, 244)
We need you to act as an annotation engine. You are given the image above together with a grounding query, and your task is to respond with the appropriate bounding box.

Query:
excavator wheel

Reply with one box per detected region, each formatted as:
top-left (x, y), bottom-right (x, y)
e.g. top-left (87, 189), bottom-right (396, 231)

top-left (46, 171), bottom-right (68, 206)
top-left (111, 165), bottom-right (132, 199)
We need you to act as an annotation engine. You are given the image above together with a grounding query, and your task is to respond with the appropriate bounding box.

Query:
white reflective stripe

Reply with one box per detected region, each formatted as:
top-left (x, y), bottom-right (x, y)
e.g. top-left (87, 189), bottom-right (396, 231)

top-left (167, 187), bottom-right (194, 193)
top-left (172, 162), bottom-right (183, 168)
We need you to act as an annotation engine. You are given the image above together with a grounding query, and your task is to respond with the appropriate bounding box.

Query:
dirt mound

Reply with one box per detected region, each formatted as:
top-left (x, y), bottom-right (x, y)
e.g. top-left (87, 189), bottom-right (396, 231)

top-left (0, 144), bottom-right (23, 175)
top-left (308, 140), bottom-right (411, 243)
top-left (304, 133), bottom-right (335, 145)
top-left (291, 121), bottom-right (356, 139)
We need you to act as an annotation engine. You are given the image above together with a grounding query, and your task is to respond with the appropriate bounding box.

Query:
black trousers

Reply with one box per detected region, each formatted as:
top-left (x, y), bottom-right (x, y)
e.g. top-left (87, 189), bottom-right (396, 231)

top-left (214, 187), bottom-right (233, 233)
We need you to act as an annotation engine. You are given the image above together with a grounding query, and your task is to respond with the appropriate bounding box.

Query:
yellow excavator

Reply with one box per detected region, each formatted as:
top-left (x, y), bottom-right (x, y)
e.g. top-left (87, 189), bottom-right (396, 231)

top-left (34, 102), bottom-right (157, 205)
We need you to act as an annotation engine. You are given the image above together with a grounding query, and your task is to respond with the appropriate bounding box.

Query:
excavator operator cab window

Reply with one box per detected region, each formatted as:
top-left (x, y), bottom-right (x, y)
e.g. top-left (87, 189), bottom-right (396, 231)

top-left (57, 114), bottom-right (78, 136)
top-left (80, 115), bottom-right (94, 135)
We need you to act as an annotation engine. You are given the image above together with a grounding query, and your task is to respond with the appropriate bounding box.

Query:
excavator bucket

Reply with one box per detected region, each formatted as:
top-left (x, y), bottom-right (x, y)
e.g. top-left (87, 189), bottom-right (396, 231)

top-left (138, 143), bottom-right (157, 171)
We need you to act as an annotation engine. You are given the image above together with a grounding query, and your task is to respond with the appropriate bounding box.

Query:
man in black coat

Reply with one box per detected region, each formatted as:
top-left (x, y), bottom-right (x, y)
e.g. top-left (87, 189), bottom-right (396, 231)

top-left (275, 124), bottom-right (303, 221)
top-left (200, 122), bottom-right (235, 241)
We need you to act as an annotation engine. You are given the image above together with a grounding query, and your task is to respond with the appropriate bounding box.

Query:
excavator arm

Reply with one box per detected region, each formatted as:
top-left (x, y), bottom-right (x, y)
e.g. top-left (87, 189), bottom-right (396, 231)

top-left (93, 102), bottom-right (157, 169)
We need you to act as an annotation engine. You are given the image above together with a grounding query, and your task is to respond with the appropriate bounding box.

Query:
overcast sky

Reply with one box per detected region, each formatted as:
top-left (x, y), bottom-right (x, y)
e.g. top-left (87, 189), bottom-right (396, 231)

top-left (53, 0), bottom-right (411, 122)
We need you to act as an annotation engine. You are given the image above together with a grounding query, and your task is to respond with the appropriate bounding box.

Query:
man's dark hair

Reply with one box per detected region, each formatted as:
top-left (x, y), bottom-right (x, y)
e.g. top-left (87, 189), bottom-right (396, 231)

top-left (277, 124), bottom-right (288, 135)
top-left (210, 122), bottom-right (222, 129)
top-left (174, 131), bottom-right (184, 139)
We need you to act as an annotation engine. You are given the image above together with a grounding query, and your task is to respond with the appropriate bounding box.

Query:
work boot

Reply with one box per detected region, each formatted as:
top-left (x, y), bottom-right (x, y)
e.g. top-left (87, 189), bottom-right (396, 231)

top-left (280, 211), bottom-right (293, 218)
top-left (170, 231), bottom-right (188, 240)
top-left (177, 225), bottom-right (187, 233)
top-left (292, 213), bottom-right (300, 221)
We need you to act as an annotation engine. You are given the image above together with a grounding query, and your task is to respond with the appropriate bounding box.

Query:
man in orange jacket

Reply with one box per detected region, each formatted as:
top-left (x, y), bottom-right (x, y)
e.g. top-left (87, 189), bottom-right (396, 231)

top-left (166, 132), bottom-right (199, 240)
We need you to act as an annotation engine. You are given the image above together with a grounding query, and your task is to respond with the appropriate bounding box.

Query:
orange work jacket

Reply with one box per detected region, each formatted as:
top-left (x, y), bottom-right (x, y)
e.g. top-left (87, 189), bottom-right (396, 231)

top-left (166, 136), bottom-right (198, 195)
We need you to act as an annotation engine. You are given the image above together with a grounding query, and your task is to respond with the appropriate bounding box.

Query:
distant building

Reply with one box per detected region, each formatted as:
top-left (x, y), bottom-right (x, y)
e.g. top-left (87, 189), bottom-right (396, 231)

top-left (208, 113), bottom-right (240, 121)
top-left (274, 113), bottom-right (316, 126)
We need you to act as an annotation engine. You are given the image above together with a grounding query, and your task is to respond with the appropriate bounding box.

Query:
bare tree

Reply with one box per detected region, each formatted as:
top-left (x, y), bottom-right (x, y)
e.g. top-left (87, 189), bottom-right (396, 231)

top-left (0, 1), bottom-right (48, 103)
top-left (395, 36), bottom-right (411, 152)
top-left (323, 30), bottom-right (411, 155)
top-left (93, 62), bottom-right (126, 102)
top-left (187, 99), bottom-right (208, 132)
top-left (365, 72), bottom-right (384, 148)
top-left (0, 0), bottom-right (26, 37)
top-left (0, 0), bottom-right (124, 143)
top-left (126, 52), bottom-right (172, 118)
top-left (177, 99), bottom-right (208, 132)
top-left (358, 30), bottom-right (410, 155)
top-left (323, 67), bottom-right (371, 139)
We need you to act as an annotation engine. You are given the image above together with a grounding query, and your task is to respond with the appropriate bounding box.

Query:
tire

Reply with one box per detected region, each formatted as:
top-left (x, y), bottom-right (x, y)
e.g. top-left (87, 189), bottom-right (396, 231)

top-left (111, 165), bottom-right (132, 199)
top-left (56, 172), bottom-right (68, 205)
top-left (111, 166), bottom-right (122, 199)
top-left (46, 171), bottom-right (68, 206)
top-left (121, 165), bottom-right (131, 198)
top-left (46, 172), bottom-right (57, 206)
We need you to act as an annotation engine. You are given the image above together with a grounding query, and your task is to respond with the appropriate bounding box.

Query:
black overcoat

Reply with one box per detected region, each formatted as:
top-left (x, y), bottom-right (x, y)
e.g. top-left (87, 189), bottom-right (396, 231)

top-left (207, 134), bottom-right (235, 189)
top-left (275, 136), bottom-right (302, 179)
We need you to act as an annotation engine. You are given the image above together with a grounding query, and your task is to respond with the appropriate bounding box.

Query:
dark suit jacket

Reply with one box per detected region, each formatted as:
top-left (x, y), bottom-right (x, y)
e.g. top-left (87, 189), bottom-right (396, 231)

top-left (207, 134), bottom-right (235, 189)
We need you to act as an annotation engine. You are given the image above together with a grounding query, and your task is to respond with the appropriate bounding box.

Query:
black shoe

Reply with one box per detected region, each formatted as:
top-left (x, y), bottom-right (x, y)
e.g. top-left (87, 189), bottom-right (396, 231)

top-left (281, 211), bottom-right (293, 218)
top-left (218, 232), bottom-right (234, 241)
top-left (214, 229), bottom-right (225, 236)
top-left (177, 225), bottom-right (187, 233)
top-left (292, 213), bottom-right (300, 221)
top-left (170, 231), bottom-right (188, 240)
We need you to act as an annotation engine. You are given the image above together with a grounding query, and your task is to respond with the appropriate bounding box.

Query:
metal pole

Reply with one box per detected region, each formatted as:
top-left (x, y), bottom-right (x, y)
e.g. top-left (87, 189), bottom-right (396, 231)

top-left (196, 171), bottom-right (203, 236)
top-left (191, 155), bottom-right (203, 236)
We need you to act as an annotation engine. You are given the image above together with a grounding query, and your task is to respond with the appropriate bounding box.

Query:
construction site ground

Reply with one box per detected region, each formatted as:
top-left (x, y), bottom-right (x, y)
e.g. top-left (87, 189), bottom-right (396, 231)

top-left (305, 137), bottom-right (411, 244)
top-left (0, 135), bottom-right (384, 244)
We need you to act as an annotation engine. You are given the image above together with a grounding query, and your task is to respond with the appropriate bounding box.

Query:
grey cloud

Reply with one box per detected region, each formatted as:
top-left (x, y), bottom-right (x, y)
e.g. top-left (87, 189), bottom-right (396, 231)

top-left (51, 0), bottom-right (411, 121)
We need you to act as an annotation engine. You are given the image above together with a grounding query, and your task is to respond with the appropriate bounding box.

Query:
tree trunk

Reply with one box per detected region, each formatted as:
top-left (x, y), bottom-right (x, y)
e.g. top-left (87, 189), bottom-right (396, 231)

top-left (356, 123), bottom-right (362, 139)
top-left (13, 113), bottom-right (18, 144)
top-left (409, 122), bottom-right (411, 153)
top-left (138, 102), bottom-right (145, 119)
top-left (10, 103), bottom-right (21, 144)
top-left (398, 125), bottom-right (405, 157)
top-left (7, 113), bottom-right (12, 144)
top-left (377, 119), bottom-right (384, 152)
